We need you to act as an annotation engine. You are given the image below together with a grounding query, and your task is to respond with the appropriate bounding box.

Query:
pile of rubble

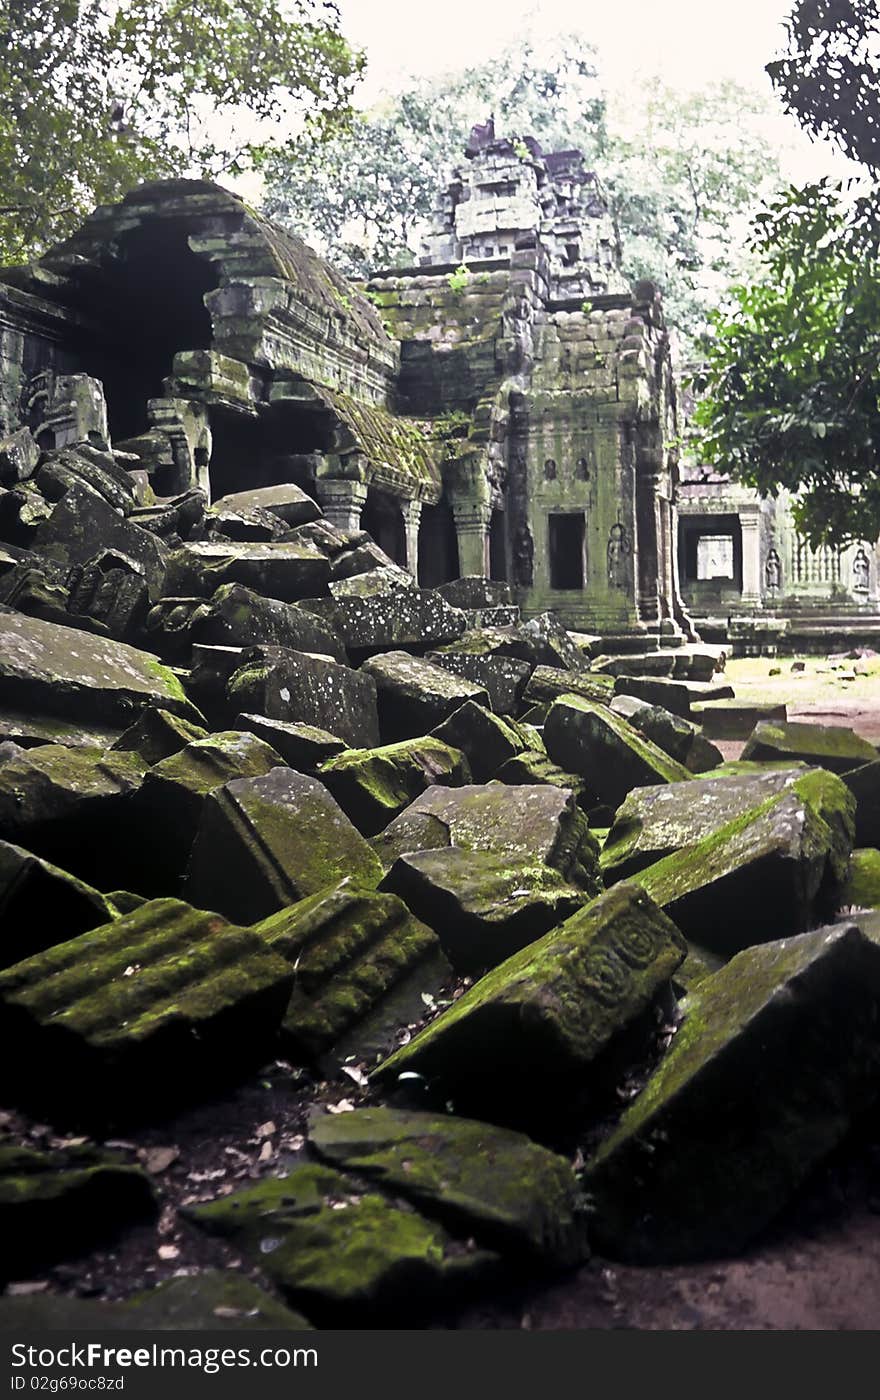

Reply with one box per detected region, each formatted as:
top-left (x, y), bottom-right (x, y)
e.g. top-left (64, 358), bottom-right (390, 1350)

top-left (1, 429), bottom-right (880, 1329)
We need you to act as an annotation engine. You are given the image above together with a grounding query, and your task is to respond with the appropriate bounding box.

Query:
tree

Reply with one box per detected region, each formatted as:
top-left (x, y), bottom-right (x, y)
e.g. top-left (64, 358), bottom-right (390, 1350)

top-left (690, 181), bottom-right (880, 544)
top-left (767, 0), bottom-right (880, 171)
top-left (260, 40), bottom-right (781, 351)
top-left (0, 0), bottom-right (363, 264)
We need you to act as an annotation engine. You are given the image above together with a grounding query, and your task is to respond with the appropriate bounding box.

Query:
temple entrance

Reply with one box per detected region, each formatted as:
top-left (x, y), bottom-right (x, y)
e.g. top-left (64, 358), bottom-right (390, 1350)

top-left (361, 487), bottom-right (407, 565)
top-left (418, 501), bottom-right (459, 587)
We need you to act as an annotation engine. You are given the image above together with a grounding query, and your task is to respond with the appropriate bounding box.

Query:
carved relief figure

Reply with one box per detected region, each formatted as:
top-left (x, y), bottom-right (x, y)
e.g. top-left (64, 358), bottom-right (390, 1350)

top-left (513, 522), bottom-right (534, 587)
top-left (853, 547), bottom-right (870, 592)
top-left (765, 547), bottom-right (781, 593)
top-left (543, 457), bottom-right (557, 481)
top-left (607, 520), bottom-right (630, 589)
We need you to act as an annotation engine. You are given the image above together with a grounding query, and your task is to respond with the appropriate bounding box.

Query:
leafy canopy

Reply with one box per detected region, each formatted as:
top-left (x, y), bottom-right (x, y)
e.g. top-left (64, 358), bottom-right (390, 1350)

top-left (690, 181), bottom-right (880, 544)
top-left (0, 0), bottom-right (363, 263)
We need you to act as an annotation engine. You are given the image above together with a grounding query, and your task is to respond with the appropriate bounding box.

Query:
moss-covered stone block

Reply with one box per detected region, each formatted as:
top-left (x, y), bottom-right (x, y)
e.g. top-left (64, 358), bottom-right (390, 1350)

top-left (361, 651), bottom-right (489, 743)
top-left (110, 708), bottom-right (208, 765)
top-left (309, 1106), bottom-right (589, 1266)
top-left (843, 759), bottom-right (880, 847)
top-left (0, 839), bottom-right (119, 968)
top-left (0, 898), bottom-right (294, 1116)
top-left (840, 848), bottom-right (880, 911)
top-left (185, 1163), bottom-right (498, 1324)
top-left (0, 1272), bottom-right (313, 1330)
top-left (164, 539), bottom-right (330, 603)
top-left (544, 695), bottom-right (692, 809)
top-left (227, 648), bottom-right (380, 749)
top-left (586, 917), bottom-right (880, 1262)
top-left (374, 883), bottom-right (685, 1126)
top-left (234, 713), bottom-right (345, 771)
top-left (253, 879), bottom-right (450, 1063)
top-left (602, 769), bottom-right (808, 882)
top-left (184, 768), bottom-right (383, 924)
top-left (319, 737), bottom-right (469, 835)
top-left (630, 768), bottom-right (856, 954)
top-left (380, 847), bottom-right (587, 974)
top-left (430, 701), bottom-right (529, 782)
top-left (0, 1142), bottom-right (156, 1281)
top-left (741, 720), bottom-right (877, 774)
top-left (425, 650), bottom-right (532, 716)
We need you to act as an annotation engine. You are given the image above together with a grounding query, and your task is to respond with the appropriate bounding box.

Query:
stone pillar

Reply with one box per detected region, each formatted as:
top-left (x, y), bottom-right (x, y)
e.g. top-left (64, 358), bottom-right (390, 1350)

top-left (401, 498), bottom-right (423, 580)
top-left (740, 508), bottom-right (762, 605)
top-left (451, 501), bottom-right (491, 578)
top-left (315, 479), bottom-right (369, 535)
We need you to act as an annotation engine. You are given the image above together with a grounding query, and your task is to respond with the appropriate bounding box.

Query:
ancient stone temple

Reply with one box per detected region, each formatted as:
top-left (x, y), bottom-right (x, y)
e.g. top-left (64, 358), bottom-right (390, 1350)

top-left (370, 123), bottom-right (691, 645)
top-left (678, 466), bottom-right (880, 651)
top-left (0, 129), bottom-right (688, 646)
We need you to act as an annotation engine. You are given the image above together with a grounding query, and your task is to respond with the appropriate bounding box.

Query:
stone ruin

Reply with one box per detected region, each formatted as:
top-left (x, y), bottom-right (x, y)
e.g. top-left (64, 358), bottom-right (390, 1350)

top-left (0, 132), bottom-right (878, 1330)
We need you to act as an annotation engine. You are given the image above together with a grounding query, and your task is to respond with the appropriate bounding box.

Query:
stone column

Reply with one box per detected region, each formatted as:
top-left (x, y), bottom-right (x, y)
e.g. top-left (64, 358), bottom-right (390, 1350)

top-left (740, 508), bottom-right (762, 605)
top-left (451, 501), bottom-right (491, 578)
top-left (400, 498), bottom-right (423, 580)
top-left (315, 479), bottom-right (369, 535)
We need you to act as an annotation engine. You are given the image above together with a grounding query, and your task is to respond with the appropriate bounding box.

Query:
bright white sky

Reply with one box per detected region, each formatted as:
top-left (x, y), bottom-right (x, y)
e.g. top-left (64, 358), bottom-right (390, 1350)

top-left (334, 0), bottom-right (859, 183)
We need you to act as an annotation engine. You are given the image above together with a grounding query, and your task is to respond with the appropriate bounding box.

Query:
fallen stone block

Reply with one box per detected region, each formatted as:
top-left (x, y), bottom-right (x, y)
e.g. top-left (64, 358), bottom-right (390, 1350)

top-left (518, 612), bottom-right (586, 671)
top-left (430, 701), bottom-right (530, 782)
top-left (377, 782), bottom-right (600, 895)
top-left (0, 898), bottom-right (294, 1116)
top-left (185, 582), bottom-right (347, 663)
top-left (0, 608), bottom-right (202, 731)
top-left (610, 695), bottom-right (722, 774)
top-left (0, 427), bottom-right (39, 486)
top-left (130, 730), bottom-right (285, 893)
top-left (586, 917), bottom-right (880, 1262)
top-left (32, 483), bottom-right (168, 600)
top-left (110, 708), bottom-right (208, 765)
top-left (691, 699), bottom-right (787, 740)
top-left (211, 483), bottom-right (321, 529)
top-left (842, 759), bottom-right (880, 847)
top-left (0, 1143), bottom-right (156, 1283)
top-left (494, 750), bottom-right (594, 812)
top-left (253, 880), bottom-right (450, 1064)
top-left (0, 839), bottom-right (119, 968)
top-left (227, 647), bottom-right (379, 749)
top-left (184, 767), bottom-right (383, 924)
top-left (35, 445), bottom-right (137, 514)
top-left (374, 883), bottom-right (685, 1126)
top-left (612, 674), bottom-right (735, 720)
top-left (205, 503), bottom-right (286, 542)
top-left (328, 566), bottom-right (414, 600)
top-left (380, 848), bottom-right (588, 973)
top-left (839, 848), bottom-right (880, 911)
top-left (0, 744), bottom-right (147, 887)
top-left (0, 1271), bottom-right (313, 1330)
top-left (434, 578), bottom-right (513, 610)
top-left (319, 737), bottom-right (469, 835)
top-left (185, 1162), bottom-right (498, 1325)
top-left (602, 768), bottom-right (810, 882)
top-left (544, 695), bottom-right (692, 810)
top-left (66, 549), bottom-right (150, 640)
top-left (163, 538), bottom-right (330, 603)
top-left (741, 719), bottom-right (877, 774)
top-left (630, 768), bottom-right (855, 954)
top-left (309, 1107), bottom-right (588, 1267)
top-left (361, 652), bottom-right (489, 742)
top-left (425, 650), bottom-right (531, 715)
top-left (523, 665), bottom-right (615, 708)
top-left (234, 714), bottom-right (345, 771)
top-left (306, 585), bottom-right (467, 658)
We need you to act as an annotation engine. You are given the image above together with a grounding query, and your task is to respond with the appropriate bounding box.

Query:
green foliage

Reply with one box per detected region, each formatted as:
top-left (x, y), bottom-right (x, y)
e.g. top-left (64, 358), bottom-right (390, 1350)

top-left (0, 0), bottom-right (363, 263)
top-left (768, 0), bottom-right (880, 172)
top-left (690, 181), bottom-right (880, 544)
top-left (446, 263), bottom-right (470, 294)
top-left (260, 38), bottom-right (781, 351)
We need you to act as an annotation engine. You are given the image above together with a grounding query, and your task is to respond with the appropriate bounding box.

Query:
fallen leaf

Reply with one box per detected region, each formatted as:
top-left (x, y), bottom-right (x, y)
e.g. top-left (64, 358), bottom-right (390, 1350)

top-left (258, 1140), bottom-right (274, 1162)
top-left (157, 1244), bottom-right (180, 1261)
top-left (6, 1281), bottom-right (48, 1296)
top-left (326, 1099), bottom-right (355, 1115)
top-left (255, 1121), bottom-right (276, 1139)
top-left (341, 1065), bottom-right (368, 1088)
top-left (140, 1146), bottom-right (179, 1174)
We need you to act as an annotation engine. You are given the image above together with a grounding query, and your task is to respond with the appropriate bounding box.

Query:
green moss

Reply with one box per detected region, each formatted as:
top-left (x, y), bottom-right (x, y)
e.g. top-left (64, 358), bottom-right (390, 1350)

top-left (840, 848), bottom-right (880, 909)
